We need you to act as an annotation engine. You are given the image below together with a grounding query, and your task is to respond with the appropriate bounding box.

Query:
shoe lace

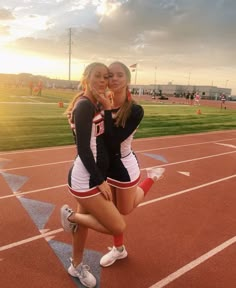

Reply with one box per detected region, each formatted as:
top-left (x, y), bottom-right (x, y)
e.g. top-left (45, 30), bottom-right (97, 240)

top-left (80, 264), bottom-right (91, 278)
top-left (106, 246), bottom-right (121, 258)
top-left (65, 207), bottom-right (78, 232)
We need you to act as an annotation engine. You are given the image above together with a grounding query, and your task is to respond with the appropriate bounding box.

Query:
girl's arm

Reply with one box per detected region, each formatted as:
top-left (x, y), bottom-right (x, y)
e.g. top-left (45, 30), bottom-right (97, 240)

top-left (107, 104), bottom-right (144, 143)
top-left (74, 100), bottom-right (104, 186)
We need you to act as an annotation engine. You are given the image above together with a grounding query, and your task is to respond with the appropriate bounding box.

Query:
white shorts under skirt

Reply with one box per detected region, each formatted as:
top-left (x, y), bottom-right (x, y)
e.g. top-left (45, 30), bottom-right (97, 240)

top-left (68, 156), bottom-right (102, 198)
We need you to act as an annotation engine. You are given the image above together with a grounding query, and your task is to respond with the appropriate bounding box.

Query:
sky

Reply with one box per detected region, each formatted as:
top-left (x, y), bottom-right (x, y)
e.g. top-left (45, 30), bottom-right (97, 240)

top-left (0, 0), bottom-right (236, 93)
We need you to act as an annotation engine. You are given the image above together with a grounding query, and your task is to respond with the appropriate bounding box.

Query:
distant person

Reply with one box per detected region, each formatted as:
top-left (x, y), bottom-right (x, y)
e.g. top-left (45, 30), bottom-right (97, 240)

top-left (220, 93), bottom-right (226, 109)
top-left (190, 92), bottom-right (194, 105)
top-left (185, 92), bottom-right (190, 104)
top-left (194, 92), bottom-right (200, 105)
top-left (29, 80), bottom-right (33, 96)
top-left (37, 80), bottom-right (43, 96)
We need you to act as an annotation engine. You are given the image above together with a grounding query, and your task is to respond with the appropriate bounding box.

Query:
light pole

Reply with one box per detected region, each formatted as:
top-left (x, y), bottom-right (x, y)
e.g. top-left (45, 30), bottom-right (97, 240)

top-left (68, 28), bottom-right (72, 82)
top-left (225, 80), bottom-right (229, 88)
top-left (154, 66), bottom-right (157, 92)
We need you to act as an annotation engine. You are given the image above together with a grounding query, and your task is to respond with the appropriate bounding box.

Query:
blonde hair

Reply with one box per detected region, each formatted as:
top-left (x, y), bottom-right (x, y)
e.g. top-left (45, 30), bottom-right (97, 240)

top-left (109, 62), bottom-right (134, 128)
top-left (65, 62), bottom-right (108, 116)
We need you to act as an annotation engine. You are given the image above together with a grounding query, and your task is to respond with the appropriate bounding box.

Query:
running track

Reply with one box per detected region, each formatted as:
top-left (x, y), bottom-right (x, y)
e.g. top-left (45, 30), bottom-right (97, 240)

top-left (0, 130), bottom-right (236, 288)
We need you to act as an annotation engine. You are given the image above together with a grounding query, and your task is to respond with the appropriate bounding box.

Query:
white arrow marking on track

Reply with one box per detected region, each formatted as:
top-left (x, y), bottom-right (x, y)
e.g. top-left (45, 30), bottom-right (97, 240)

top-left (178, 171), bottom-right (190, 176)
top-left (215, 143), bottom-right (236, 148)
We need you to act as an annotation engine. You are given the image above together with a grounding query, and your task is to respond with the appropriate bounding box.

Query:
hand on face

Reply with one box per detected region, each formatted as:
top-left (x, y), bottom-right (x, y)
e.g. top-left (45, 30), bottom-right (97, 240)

top-left (90, 85), bottom-right (113, 109)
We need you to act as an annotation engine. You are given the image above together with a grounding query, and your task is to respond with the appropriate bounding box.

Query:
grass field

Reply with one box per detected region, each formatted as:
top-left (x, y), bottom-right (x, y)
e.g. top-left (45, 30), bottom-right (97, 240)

top-left (0, 86), bottom-right (236, 151)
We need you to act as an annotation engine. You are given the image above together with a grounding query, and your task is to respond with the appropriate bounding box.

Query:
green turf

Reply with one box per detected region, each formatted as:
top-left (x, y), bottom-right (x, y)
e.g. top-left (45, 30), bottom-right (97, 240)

top-left (0, 86), bottom-right (235, 151)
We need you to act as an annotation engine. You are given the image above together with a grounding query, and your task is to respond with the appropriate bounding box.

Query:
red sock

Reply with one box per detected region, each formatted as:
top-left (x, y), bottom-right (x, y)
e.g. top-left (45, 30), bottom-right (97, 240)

top-left (113, 234), bottom-right (124, 247)
top-left (139, 178), bottom-right (154, 196)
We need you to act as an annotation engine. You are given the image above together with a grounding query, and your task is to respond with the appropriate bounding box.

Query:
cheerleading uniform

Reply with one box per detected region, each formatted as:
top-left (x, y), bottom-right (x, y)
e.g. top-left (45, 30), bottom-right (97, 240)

top-left (104, 103), bottom-right (144, 189)
top-left (68, 96), bottom-right (109, 198)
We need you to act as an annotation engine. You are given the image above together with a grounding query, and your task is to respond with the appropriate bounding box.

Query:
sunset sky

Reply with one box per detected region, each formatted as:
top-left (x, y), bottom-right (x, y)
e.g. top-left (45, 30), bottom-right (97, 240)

top-left (0, 0), bottom-right (236, 93)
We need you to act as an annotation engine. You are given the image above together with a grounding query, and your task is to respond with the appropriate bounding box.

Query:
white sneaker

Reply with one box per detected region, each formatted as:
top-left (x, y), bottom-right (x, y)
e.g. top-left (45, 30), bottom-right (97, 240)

top-left (68, 259), bottom-right (96, 288)
top-left (146, 167), bottom-right (165, 181)
top-left (100, 246), bottom-right (128, 267)
top-left (60, 204), bottom-right (78, 232)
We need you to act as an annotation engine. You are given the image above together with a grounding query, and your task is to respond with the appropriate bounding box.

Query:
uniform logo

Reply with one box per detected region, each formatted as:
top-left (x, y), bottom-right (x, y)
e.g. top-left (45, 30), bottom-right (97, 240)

top-left (93, 113), bottom-right (104, 136)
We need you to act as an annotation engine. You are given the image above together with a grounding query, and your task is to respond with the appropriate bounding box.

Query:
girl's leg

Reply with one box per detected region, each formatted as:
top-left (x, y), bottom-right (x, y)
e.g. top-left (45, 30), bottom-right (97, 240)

top-left (104, 182), bottom-right (156, 264)
top-left (66, 202), bottom-right (97, 288)
top-left (116, 167), bottom-right (165, 215)
top-left (100, 188), bottom-right (127, 268)
top-left (115, 185), bottom-right (143, 215)
top-left (100, 168), bottom-right (164, 267)
top-left (66, 193), bottom-right (126, 236)
top-left (71, 202), bottom-right (88, 267)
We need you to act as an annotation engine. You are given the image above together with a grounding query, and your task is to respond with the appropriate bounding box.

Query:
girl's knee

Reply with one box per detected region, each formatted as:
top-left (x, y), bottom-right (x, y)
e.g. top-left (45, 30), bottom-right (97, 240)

top-left (113, 220), bottom-right (126, 235)
top-left (118, 207), bottom-right (134, 215)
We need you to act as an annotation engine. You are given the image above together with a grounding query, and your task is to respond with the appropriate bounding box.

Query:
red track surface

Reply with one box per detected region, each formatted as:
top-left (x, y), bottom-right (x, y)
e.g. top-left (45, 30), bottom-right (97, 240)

top-left (1, 130), bottom-right (236, 288)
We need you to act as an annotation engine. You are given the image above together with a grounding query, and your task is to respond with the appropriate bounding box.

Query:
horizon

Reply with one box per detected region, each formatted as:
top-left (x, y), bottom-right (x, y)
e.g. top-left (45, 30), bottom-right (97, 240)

top-left (0, 71), bottom-right (234, 97)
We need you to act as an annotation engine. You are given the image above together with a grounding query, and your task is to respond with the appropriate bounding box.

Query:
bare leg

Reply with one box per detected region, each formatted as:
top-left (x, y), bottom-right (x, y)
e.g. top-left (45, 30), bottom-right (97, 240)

top-left (115, 168), bottom-right (165, 215)
top-left (71, 203), bottom-right (88, 267)
top-left (115, 185), bottom-right (144, 215)
top-left (69, 193), bottom-right (126, 235)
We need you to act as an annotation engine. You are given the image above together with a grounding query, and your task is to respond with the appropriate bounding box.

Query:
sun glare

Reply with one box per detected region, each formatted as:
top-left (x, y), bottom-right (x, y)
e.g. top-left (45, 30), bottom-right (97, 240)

top-left (6, 15), bottom-right (49, 40)
top-left (96, 0), bottom-right (121, 17)
top-left (0, 47), bottom-right (85, 80)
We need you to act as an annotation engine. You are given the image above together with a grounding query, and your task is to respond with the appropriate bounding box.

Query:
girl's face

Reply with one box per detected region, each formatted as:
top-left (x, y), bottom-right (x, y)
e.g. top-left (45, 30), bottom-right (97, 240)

top-left (108, 63), bottom-right (128, 93)
top-left (88, 65), bottom-right (109, 94)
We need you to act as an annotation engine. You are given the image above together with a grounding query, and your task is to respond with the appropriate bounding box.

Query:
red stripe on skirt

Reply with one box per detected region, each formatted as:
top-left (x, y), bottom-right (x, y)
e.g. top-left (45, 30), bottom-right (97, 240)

top-left (68, 185), bottom-right (101, 198)
top-left (107, 175), bottom-right (140, 189)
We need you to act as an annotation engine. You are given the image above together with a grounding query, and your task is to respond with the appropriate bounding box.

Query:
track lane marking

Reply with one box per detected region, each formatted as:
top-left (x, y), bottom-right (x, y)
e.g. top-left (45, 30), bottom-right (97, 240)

top-left (139, 174), bottom-right (236, 207)
top-left (1, 160), bottom-right (73, 172)
top-left (0, 133), bottom-right (235, 156)
top-left (148, 236), bottom-right (236, 288)
top-left (147, 151), bottom-right (236, 168)
top-left (0, 145), bottom-right (74, 156)
top-left (0, 174), bottom-right (235, 251)
top-left (0, 184), bottom-right (67, 199)
top-left (137, 137), bottom-right (236, 153)
top-left (0, 229), bottom-right (63, 252)
top-left (0, 151), bottom-right (235, 200)
top-left (1, 149), bottom-right (235, 172)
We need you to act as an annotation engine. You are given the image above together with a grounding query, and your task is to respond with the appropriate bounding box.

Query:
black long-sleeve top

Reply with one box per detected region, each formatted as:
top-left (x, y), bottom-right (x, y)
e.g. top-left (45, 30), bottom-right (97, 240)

top-left (104, 103), bottom-right (144, 158)
top-left (72, 97), bottom-right (109, 186)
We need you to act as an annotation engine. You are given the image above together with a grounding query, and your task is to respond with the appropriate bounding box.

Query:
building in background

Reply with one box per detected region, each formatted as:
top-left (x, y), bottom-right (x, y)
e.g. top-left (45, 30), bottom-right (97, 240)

top-left (130, 83), bottom-right (232, 100)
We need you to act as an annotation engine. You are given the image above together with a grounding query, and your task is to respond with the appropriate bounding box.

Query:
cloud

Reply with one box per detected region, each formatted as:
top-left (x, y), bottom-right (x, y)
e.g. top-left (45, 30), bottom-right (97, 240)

top-left (1, 0), bottom-right (236, 91)
top-left (0, 24), bottom-right (11, 35)
top-left (0, 8), bottom-right (15, 20)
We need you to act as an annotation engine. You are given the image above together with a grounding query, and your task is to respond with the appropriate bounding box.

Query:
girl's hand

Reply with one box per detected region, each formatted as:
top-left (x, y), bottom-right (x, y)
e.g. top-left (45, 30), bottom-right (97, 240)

top-left (90, 86), bottom-right (113, 109)
top-left (98, 181), bottom-right (112, 201)
top-left (67, 111), bottom-right (75, 128)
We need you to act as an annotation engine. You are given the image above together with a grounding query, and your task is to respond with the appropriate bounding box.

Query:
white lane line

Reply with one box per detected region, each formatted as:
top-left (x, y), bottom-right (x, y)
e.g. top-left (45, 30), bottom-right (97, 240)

top-left (148, 236), bottom-right (236, 288)
top-left (0, 145), bottom-right (74, 156)
top-left (1, 160), bottom-right (73, 172)
top-left (0, 228), bottom-right (63, 252)
top-left (139, 174), bottom-right (236, 207)
top-left (138, 137), bottom-right (236, 153)
top-left (144, 150), bottom-right (236, 169)
top-left (0, 184), bottom-right (67, 200)
top-left (1, 149), bottom-right (235, 173)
